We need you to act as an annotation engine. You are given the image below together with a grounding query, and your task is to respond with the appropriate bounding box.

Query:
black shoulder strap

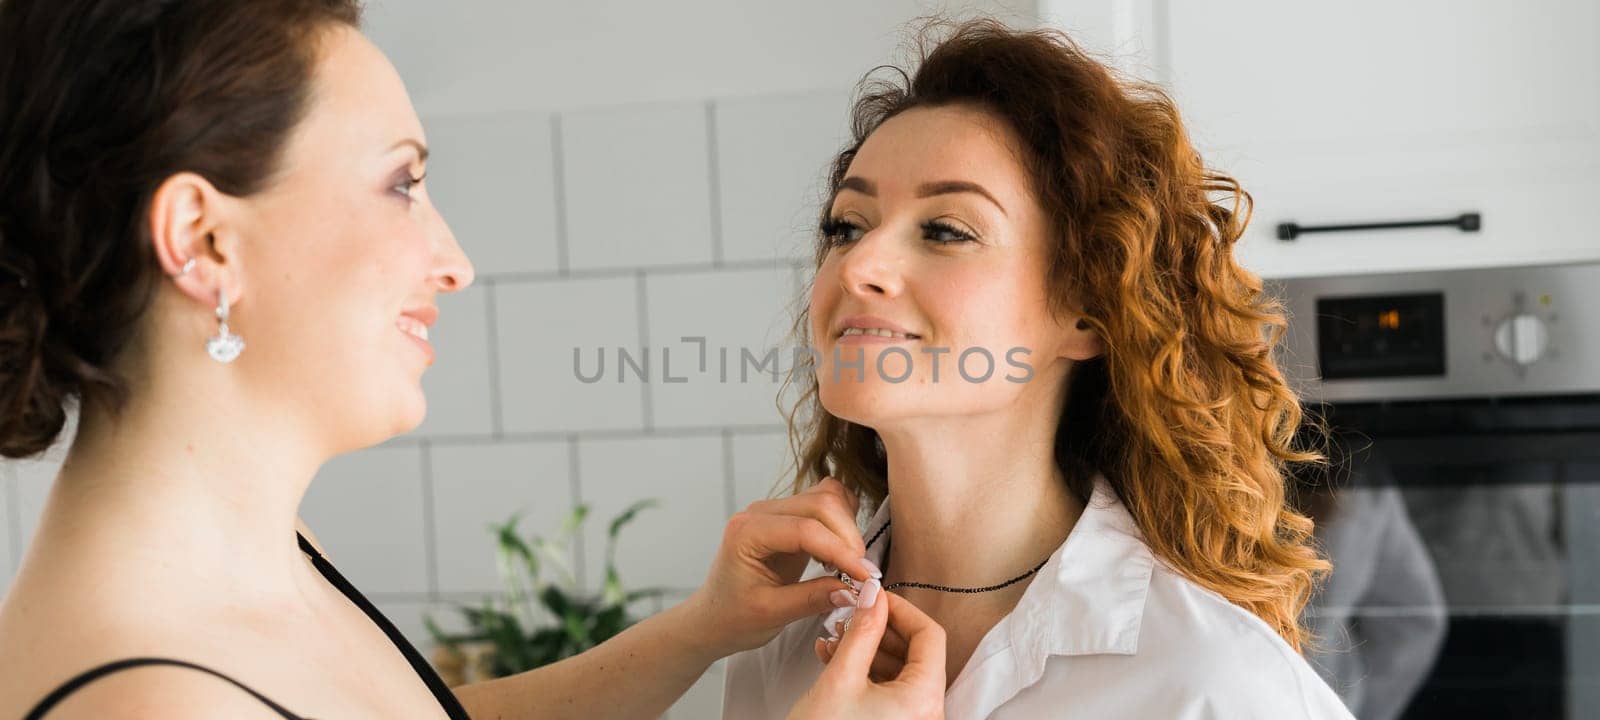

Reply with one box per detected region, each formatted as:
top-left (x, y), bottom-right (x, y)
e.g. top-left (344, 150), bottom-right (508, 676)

top-left (295, 532), bottom-right (472, 720)
top-left (23, 656), bottom-right (306, 720)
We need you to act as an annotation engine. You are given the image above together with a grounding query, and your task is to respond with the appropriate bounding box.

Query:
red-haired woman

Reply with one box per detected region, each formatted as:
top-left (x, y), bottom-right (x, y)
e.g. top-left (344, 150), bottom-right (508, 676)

top-left (726, 19), bottom-right (1354, 719)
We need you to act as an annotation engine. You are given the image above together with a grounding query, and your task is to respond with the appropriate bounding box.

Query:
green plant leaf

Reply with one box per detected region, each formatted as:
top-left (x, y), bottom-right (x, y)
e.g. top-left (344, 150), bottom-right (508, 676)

top-left (494, 515), bottom-right (539, 575)
top-left (443, 495), bottom-right (665, 678)
top-left (593, 605), bottom-right (627, 641)
top-left (623, 586), bottom-right (670, 604)
top-left (561, 504), bottom-right (591, 541)
top-left (563, 611), bottom-right (591, 646)
top-left (607, 498), bottom-right (659, 541)
top-left (539, 584), bottom-right (572, 617)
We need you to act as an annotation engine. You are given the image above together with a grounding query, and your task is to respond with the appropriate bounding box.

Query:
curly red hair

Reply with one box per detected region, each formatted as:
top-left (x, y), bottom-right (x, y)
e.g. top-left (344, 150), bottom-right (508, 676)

top-left (779, 18), bottom-right (1329, 651)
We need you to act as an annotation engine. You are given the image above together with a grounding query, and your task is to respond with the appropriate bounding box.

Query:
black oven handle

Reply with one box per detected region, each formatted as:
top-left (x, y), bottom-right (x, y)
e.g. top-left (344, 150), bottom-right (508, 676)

top-left (1276, 212), bottom-right (1480, 241)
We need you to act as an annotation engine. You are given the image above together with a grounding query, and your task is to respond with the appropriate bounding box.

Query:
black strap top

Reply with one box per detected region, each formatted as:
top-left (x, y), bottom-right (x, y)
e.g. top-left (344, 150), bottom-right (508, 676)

top-left (22, 532), bottom-right (473, 720)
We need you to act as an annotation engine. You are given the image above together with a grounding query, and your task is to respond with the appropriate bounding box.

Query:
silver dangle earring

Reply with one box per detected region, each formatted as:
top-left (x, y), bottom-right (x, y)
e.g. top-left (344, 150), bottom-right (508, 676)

top-left (206, 284), bottom-right (245, 363)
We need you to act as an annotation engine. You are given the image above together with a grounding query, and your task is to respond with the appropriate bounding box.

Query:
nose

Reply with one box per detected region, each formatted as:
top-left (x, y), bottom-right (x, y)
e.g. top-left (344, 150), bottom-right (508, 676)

top-left (429, 207), bottom-right (475, 293)
top-left (836, 228), bottom-right (904, 298)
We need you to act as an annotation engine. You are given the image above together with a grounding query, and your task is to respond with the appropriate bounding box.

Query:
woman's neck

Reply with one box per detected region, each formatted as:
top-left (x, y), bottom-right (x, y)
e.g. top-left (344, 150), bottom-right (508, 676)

top-left (31, 368), bottom-right (331, 604)
top-left (875, 405), bottom-right (1083, 612)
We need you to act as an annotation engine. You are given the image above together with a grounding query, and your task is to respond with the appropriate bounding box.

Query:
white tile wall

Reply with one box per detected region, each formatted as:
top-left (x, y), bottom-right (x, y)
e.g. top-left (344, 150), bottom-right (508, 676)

top-left (299, 445), bottom-right (431, 595)
top-left (560, 102), bottom-right (716, 270)
top-left (730, 430), bottom-right (794, 511)
top-left (1, 464), bottom-right (13, 597)
top-left (714, 91), bottom-right (853, 264)
top-left (575, 435), bottom-right (726, 595)
top-left (11, 439), bottom-right (66, 555)
top-left (646, 267), bottom-right (805, 428)
top-left (423, 111), bottom-right (562, 275)
top-left (494, 276), bottom-right (646, 434)
top-left (428, 440), bottom-right (574, 594)
top-left (413, 286), bottom-right (497, 437)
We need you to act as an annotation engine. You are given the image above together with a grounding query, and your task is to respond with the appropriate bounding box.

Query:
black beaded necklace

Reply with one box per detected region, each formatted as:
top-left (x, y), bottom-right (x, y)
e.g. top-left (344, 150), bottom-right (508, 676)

top-left (847, 519), bottom-right (1052, 594)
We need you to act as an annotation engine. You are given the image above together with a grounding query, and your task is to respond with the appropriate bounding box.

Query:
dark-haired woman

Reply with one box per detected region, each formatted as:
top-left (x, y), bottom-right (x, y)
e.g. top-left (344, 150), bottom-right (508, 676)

top-left (0, 1), bottom-right (945, 718)
top-left (725, 19), bottom-right (1355, 719)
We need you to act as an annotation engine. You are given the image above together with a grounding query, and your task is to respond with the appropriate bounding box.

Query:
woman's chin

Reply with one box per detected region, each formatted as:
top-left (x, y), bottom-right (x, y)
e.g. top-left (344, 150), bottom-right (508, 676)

top-left (818, 386), bottom-right (909, 426)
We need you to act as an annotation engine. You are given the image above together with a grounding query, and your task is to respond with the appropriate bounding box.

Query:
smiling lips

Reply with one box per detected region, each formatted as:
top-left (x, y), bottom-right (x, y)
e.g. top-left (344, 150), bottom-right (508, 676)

top-left (396, 315), bottom-right (429, 342)
top-left (836, 315), bottom-right (921, 344)
top-left (398, 306), bottom-right (438, 363)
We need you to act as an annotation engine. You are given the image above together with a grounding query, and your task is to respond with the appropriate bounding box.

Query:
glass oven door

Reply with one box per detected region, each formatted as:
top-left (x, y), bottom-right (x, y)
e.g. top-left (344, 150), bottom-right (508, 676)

top-left (1306, 395), bottom-right (1600, 720)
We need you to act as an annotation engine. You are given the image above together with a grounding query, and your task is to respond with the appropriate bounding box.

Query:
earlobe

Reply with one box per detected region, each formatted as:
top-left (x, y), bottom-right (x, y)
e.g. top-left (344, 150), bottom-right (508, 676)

top-left (1060, 317), bottom-right (1104, 362)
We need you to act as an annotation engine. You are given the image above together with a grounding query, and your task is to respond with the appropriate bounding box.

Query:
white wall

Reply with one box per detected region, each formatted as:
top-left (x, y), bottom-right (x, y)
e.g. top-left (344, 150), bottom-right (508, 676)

top-left (367, 0), bottom-right (1036, 115)
top-left (2, 2), bottom-right (1034, 717)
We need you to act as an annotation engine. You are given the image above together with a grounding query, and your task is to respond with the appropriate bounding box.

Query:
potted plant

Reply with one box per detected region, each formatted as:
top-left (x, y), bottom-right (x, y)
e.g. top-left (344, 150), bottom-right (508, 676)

top-left (426, 499), bottom-right (666, 685)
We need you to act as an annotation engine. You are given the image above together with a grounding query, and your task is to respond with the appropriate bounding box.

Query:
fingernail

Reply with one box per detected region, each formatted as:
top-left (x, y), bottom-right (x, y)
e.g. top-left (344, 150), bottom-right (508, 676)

top-left (822, 562), bottom-right (838, 574)
top-left (857, 578), bottom-right (881, 609)
top-left (861, 557), bottom-right (883, 580)
top-left (829, 589), bottom-right (855, 608)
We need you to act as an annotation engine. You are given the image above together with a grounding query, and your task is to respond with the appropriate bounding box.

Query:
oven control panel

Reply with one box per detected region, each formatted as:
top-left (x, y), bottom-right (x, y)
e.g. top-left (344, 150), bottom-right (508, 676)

top-left (1274, 261), bottom-right (1597, 402)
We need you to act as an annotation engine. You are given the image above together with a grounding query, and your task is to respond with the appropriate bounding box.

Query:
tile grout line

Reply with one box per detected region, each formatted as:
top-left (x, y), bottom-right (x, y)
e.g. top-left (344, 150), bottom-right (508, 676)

top-left (550, 113), bottom-right (571, 276)
top-left (477, 257), bottom-right (805, 285)
top-left (636, 271), bottom-right (653, 431)
top-left (705, 100), bottom-right (724, 268)
top-left (419, 441), bottom-right (440, 601)
top-left (722, 430), bottom-right (737, 518)
top-left (1152, 0), bottom-right (1173, 85)
top-left (567, 434), bottom-right (586, 591)
top-left (483, 279), bottom-right (505, 438)
top-left (386, 423), bottom-right (789, 447)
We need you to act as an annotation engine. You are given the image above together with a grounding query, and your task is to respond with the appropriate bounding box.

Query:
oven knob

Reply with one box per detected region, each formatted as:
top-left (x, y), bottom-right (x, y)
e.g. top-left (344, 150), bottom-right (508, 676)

top-left (1492, 313), bottom-right (1550, 366)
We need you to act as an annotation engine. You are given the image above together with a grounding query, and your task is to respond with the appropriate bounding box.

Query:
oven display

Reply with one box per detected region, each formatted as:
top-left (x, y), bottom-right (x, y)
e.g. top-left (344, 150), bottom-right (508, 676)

top-left (1316, 292), bottom-right (1446, 380)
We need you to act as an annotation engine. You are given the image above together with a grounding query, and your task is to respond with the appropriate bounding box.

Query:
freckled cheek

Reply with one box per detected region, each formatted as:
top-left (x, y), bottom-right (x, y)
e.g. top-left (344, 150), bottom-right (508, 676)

top-left (808, 266), bottom-right (841, 339)
top-left (932, 279), bottom-right (1031, 350)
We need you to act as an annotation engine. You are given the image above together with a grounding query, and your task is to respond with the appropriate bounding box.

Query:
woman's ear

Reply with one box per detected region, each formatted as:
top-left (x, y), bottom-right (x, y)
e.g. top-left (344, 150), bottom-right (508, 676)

top-left (148, 172), bottom-right (244, 308)
top-left (1058, 316), bottom-right (1104, 362)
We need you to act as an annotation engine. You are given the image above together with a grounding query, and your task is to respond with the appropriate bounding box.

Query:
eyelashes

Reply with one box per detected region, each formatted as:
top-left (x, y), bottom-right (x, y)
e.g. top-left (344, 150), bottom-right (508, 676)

top-left (820, 217), bottom-right (866, 245)
top-left (392, 169), bottom-right (427, 201)
top-left (820, 216), bottom-right (978, 246)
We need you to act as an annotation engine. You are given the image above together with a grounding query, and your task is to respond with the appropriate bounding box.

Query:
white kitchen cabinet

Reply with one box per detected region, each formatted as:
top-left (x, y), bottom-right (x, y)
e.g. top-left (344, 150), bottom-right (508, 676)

top-left (1041, 0), bottom-right (1600, 278)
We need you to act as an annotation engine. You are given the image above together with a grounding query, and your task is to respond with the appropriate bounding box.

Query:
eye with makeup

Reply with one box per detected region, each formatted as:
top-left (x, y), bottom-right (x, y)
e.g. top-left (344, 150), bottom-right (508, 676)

top-left (820, 216), bottom-right (867, 246)
top-left (390, 166), bottom-right (426, 202)
top-left (921, 219), bottom-right (978, 244)
top-left (819, 215), bottom-right (979, 246)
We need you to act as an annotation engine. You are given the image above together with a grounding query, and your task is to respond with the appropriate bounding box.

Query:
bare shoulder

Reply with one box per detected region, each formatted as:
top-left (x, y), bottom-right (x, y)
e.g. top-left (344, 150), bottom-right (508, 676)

top-left (3, 659), bottom-right (295, 720)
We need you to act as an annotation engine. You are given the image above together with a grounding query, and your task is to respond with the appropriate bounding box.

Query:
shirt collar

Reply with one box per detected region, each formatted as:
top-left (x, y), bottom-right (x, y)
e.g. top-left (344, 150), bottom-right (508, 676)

top-left (862, 472), bottom-right (1156, 664)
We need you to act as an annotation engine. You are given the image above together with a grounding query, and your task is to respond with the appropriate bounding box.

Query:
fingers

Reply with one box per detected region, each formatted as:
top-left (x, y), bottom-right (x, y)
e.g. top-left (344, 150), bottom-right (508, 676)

top-left (745, 477), bottom-right (870, 580)
top-left (815, 637), bottom-right (905, 683)
top-left (882, 592), bottom-right (947, 690)
top-left (802, 476), bottom-right (861, 519)
top-left (733, 511), bottom-right (877, 586)
top-left (875, 623), bottom-right (909, 661)
top-left (819, 579), bottom-right (888, 686)
top-left (750, 575), bottom-right (856, 624)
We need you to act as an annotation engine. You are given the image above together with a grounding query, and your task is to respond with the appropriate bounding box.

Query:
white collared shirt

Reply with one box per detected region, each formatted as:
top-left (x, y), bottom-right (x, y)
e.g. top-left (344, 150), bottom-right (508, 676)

top-left (722, 475), bottom-right (1355, 719)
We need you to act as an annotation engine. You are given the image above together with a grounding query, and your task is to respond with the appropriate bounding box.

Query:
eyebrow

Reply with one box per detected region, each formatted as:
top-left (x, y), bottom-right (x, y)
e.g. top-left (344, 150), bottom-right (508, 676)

top-left (390, 138), bottom-right (430, 164)
top-left (837, 176), bottom-right (1007, 216)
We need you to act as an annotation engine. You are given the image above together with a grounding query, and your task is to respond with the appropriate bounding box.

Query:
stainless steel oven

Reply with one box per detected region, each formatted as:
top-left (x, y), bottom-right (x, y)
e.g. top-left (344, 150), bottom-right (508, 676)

top-left (1274, 260), bottom-right (1600, 720)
